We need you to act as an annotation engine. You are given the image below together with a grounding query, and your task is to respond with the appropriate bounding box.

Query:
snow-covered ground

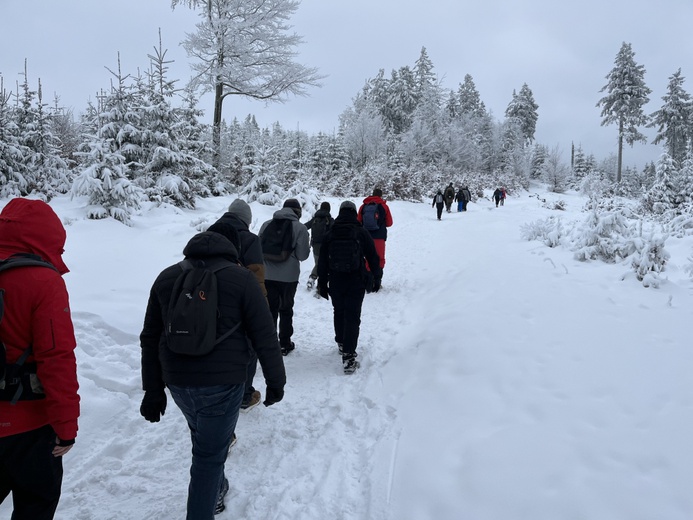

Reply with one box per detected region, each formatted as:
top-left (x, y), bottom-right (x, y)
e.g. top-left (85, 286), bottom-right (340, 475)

top-left (2, 188), bottom-right (692, 520)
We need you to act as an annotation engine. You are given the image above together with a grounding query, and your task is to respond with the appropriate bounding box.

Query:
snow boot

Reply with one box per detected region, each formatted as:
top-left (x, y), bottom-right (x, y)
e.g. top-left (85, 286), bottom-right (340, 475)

top-left (240, 390), bottom-right (261, 412)
top-left (343, 354), bottom-right (359, 374)
top-left (215, 477), bottom-right (229, 514)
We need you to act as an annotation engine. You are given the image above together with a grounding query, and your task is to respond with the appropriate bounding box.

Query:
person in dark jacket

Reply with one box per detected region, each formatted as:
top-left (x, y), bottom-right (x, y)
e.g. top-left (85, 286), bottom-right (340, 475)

top-left (317, 201), bottom-right (381, 374)
top-left (444, 183), bottom-right (455, 212)
top-left (493, 187), bottom-right (506, 207)
top-left (139, 231), bottom-right (286, 518)
top-left (209, 198), bottom-right (265, 411)
top-left (304, 201), bottom-right (334, 289)
top-left (455, 186), bottom-right (472, 212)
top-left (432, 190), bottom-right (445, 220)
top-left (0, 198), bottom-right (80, 520)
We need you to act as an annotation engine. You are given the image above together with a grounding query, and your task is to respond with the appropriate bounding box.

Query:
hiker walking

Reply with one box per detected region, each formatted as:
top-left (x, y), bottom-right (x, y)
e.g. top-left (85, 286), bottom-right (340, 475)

top-left (357, 188), bottom-right (393, 280)
top-left (444, 183), bottom-right (455, 213)
top-left (304, 201), bottom-right (334, 290)
top-left (259, 199), bottom-right (310, 356)
top-left (318, 201), bottom-right (381, 374)
top-left (140, 230), bottom-right (286, 518)
top-left (0, 198), bottom-right (80, 520)
top-left (432, 190), bottom-right (445, 220)
top-left (209, 198), bottom-right (265, 411)
top-left (493, 187), bottom-right (503, 207)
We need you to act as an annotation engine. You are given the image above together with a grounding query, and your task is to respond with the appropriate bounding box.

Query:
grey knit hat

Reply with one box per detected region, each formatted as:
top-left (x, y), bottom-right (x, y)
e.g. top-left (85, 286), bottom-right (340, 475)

top-left (340, 200), bottom-right (357, 212)
top-left (227, 199), bottom-right (252, 227)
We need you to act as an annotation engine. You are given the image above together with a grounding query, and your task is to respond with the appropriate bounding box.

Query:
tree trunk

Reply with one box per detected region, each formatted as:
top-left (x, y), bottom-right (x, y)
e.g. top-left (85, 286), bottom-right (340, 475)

top-left (212, 82), bottom-right (224, 171)
top-left (617, 119), bottom-right (623, 183)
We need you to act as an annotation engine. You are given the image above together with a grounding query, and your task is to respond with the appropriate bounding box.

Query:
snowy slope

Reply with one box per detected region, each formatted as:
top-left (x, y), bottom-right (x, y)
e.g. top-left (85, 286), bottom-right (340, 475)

top-left (1, 189), bottom-right (692, 520)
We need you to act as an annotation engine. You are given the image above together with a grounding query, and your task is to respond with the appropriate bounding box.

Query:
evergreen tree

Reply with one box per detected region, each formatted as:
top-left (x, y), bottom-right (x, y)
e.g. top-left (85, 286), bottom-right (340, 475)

top-left (642, 151), bottom-right (678, 214)
top-left (458, 74), bottom-right (485, 119)
top-left (0, 75), bottom-right (30, 198)
top-left (648, 68), bottom-right (692, 166)
top-left (597, 42), bottom-right (652, 182)
top-left (504, 83), bottom-right (538, 145)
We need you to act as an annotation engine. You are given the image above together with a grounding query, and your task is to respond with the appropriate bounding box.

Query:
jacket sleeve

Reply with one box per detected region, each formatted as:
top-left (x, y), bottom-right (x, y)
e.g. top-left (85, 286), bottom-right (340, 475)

top-left (140, 282), bottom-right (165, 393)
top-left (293, 222), bottom-right (311, 261)
top-left (243, 235), bottom-right (267, 297)
top-left (241, 272), bottom-right (286, 388)
top-left (32, 275), bottom-right (80, 441)
top-left (361, 230), bottom-right (382, 278)
top-left (384, 204), bottom-right (394, 227)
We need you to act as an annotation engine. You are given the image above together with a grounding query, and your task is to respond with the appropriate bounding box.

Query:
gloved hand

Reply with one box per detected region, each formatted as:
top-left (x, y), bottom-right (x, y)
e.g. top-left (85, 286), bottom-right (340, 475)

top-left (263, 386), bottom-right (284, 407)
top-left (372, 276), bottom-right (382, 293)
top-left (140, 390), bottom-right (167, 422)
top-left (318, 284), bottom-right (329, 300)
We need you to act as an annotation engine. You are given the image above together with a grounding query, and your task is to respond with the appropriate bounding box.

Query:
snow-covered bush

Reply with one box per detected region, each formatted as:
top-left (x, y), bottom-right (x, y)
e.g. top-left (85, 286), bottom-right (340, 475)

top-left (520, 216), bottom-right (566, 248)
top-left (570, 208), bottom-right (634, 262)
top-left (625, 230), bottom-right (669, 287)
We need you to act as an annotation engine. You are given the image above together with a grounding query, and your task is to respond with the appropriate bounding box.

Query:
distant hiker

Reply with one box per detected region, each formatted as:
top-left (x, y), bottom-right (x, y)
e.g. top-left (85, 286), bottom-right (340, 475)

top-left (259, 199), bottom-right (310, 356)
top-left (317, 201), bottom-right (381, 374)
top-left (0, 198), bottom-right (80, 520)
top-left (493, 187), bottom-right (503, 207)
top-left (455, 186), bottom-right (472, 212)
top-left (209, 198), bottom-right (265, 411)
top-left (304, 201), bottom-right (334, 290)
top-left (501, 187), bottom-right (507, 206)
top-left (444, 183), bottom-right (455, 213)
top-left (357, 188), bottom-right (393, 280)
top-left (140, 230), bottom-right (286, 518)
top-left (432, 190), bottom-right (445, 220)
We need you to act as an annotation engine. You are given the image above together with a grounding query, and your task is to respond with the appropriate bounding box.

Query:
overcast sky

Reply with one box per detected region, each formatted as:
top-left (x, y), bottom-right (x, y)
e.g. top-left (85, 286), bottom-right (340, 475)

top-left (2, 0), bottom-right (693, 167)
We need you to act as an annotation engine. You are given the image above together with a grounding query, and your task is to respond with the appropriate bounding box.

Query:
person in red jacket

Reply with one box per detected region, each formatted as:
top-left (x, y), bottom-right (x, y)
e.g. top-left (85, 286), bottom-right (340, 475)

top-left (357, 188), bottom-right (393, 281)
top-left (0, 198), bottom-right (80, 520)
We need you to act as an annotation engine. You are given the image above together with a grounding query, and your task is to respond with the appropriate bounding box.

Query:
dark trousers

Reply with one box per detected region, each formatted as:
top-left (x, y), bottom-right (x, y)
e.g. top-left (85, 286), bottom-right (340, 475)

top-left (168, 384), bottom-right (244, 520)
top-left (244, 340), bottom-right (257, 401)
top-left (0, 425), bottom-right (63, 520)
top-left (435, 203), bottom-right (444, 220)
top-left (329, 275), bottom-right (366, 358)
top-left (265, 280), bottom-right (299, 348)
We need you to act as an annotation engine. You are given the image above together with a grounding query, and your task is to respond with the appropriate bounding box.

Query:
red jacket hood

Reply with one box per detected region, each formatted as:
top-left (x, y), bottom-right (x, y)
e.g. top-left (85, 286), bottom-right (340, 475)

top-left (0, 198), bottom-right (69, 274)
top-left (362, 196), bottom-right (387, 205)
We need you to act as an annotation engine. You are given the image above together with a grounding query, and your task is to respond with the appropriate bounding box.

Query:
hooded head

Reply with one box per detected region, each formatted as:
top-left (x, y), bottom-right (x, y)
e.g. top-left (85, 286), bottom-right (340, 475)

top-left (283, 198), bottom-right (302, 218)
top-left (207, 221), bottom-right (242, 254)
top-left (319, 201), bottom-right (331, 212)
top-left (0, 198), bottom-right (69, 274)
top-left (227, 199), bottom-right (252, 227)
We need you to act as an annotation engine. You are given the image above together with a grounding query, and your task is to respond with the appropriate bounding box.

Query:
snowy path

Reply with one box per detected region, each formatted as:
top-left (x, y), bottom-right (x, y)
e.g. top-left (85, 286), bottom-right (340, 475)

top-left (2, 192), bottom-right (692, 520)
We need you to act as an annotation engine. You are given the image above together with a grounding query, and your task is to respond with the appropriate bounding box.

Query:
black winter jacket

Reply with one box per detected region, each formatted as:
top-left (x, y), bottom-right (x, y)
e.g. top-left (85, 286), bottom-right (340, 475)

top-left (305, 209), bottom-right (334, 246)
top-left (140, 232), bottom-right (285, 391)
top-left (317, 209), bottom-right (381, 287)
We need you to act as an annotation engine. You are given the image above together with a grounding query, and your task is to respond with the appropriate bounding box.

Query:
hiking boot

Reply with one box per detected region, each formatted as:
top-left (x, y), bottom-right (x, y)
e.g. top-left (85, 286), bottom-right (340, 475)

top-left (240, 390), bottom-right (261, 412)
top-left (281, 342), bottom-right (295, 356)
top-left (337, 343), bottom-right (344, 355)
top-left (215, 477), bottom-right (229, 515)
top-left (306, 277), bottom-right (316, 289)
top-left (343, 357), bottom-right (360, 374)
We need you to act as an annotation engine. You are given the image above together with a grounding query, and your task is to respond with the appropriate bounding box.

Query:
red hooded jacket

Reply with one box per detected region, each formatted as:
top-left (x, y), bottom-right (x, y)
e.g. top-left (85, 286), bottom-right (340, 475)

top-left (0, 198), bottom-right (79, 441)
top-left (357, 196), bottom-right (393, 241)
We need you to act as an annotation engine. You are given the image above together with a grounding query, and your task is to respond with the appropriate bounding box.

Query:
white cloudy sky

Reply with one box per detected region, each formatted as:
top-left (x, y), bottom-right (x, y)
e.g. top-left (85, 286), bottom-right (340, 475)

top-left (2, 0), bottom-right (693, 166)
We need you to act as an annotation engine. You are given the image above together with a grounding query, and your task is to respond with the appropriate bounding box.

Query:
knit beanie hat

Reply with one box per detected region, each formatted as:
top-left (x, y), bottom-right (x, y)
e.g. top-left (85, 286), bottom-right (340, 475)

top-left (339, 200), bottom-right (357, 212)
top-left (227, 199), bottom-right (252, 227)
top-left (283, 198), bottom-right (302, 217)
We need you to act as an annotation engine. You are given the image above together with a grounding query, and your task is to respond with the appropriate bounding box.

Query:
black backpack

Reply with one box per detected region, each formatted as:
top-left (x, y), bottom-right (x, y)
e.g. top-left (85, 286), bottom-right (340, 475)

top-left (361, 203), bottom-right (381, 231)
top-left (328, 226), bottom-right (363, 273)
top-left (166, 259), bottom-right (241, 356)
top-left (261, 219), bottom-right (294, 262)
top-left (0, 254), bottom-right (57, 404)
top-left (310, 215), bottom-right (331, 244)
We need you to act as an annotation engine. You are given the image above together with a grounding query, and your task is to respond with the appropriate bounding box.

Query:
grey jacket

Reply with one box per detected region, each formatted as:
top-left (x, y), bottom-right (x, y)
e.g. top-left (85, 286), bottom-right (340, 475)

top-left (259, 208), bottom-right (310, 282)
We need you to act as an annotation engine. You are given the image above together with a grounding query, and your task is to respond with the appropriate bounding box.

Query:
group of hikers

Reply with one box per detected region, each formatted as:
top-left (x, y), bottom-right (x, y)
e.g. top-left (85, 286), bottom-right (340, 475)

top-left (432, 184), bottom-right (508, 219)
top-left (0, 188), bottom-right (393, 519)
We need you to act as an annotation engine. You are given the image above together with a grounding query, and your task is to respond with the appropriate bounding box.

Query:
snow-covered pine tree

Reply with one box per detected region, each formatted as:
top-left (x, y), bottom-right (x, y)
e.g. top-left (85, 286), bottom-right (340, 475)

top-left (641, 151), bottom-right (679, 215)
top-left (597, 42), bottom-right (652, 182)
top-left (648, 69), bottom-right (692, 167)
top-left (0, 75), bottom-right (29, 198)
top-left (504, 83), bottom-right (539, 146)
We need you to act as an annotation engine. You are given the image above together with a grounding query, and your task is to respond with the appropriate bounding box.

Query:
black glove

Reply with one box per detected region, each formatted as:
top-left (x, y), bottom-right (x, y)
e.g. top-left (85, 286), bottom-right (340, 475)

top-left (140, 390), bottom-right (167, 423)
top-left (372, 276), bottom-right (382, 293)
top-left (263, 386), bottom-right (284, 406)
top-left (318, 284), bottom-right (329, 300)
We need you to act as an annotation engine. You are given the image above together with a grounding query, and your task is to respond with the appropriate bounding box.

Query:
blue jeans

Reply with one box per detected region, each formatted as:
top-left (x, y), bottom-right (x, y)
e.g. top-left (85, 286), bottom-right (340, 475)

top-left (168, 384), bottom-right (244, 520)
